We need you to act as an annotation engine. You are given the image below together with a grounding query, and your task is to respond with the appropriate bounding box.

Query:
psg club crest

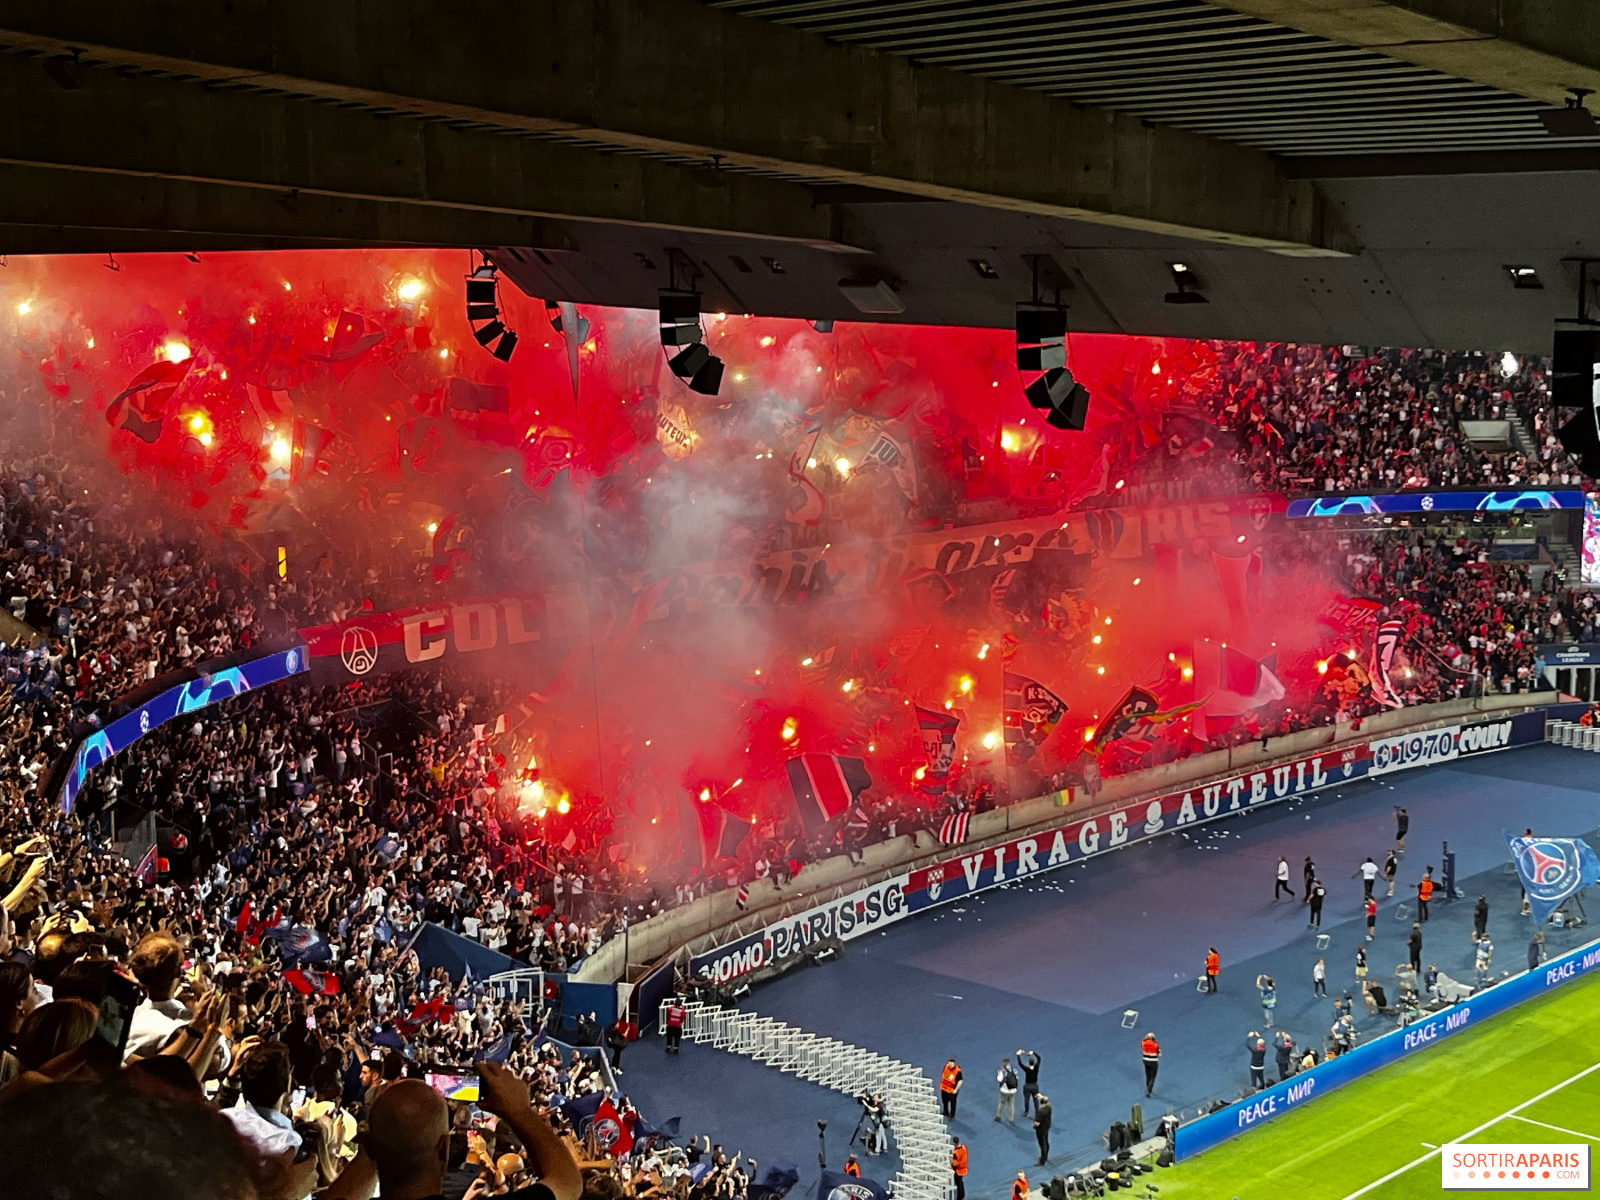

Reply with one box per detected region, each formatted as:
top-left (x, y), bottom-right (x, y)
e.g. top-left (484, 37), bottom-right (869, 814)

top-left (340, 626), bottom-right (379, 676)
top-left (1516, 840), bottom-right (1580, 895)
top-left (828, 1184), bottom-right (879, 1200)
top-left (592, 1116), bottom-right (623, 1150)
top-left (1506, 832), bottom-right (1600, 925)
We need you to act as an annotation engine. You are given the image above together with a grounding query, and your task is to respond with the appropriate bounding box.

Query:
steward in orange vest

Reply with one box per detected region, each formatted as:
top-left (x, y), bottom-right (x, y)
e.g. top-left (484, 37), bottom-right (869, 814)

top-left (950, 1140), bottom-right (968, 1200)
top-left (1141, 1033), bottom-right (1160, 1097)
top-left (939, 1060), bottom-right (964, 1119)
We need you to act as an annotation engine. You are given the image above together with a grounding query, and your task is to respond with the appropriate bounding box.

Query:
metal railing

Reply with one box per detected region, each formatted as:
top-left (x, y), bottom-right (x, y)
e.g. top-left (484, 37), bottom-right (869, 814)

top-left (664, 1000), bottom-right (953, 1200)
top-left (1548, 720), bottom-right (1600, 752)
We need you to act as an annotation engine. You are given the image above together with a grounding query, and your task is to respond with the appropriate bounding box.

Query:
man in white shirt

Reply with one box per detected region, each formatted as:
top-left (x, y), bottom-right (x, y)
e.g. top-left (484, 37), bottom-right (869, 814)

top-left (1358, 856), bottom-right (1380, 900)
top-left (123, 931), bottom-right (193, 1062)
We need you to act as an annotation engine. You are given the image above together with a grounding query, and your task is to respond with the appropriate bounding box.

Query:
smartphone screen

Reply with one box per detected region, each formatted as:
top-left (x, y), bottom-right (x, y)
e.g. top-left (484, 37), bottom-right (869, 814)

top-left (425, 1067), bottom-right (480, 1102)
top-left (96, 971), bottom-right (144, 1057)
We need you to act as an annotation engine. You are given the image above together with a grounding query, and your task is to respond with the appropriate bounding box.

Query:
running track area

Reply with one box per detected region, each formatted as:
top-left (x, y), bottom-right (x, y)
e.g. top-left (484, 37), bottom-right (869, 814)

top-left (618, 743), bottom-right (1600, 1197)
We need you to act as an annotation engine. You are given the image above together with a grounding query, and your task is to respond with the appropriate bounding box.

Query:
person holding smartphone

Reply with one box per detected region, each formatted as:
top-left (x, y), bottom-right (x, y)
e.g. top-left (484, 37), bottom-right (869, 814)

top-left (322, 1061), bottom-right (581, 1200)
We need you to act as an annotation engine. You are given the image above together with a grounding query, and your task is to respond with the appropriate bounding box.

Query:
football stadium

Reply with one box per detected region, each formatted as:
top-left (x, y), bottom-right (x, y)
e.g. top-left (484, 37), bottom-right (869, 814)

top-left (1, 8), bottom-right (1599, 1200)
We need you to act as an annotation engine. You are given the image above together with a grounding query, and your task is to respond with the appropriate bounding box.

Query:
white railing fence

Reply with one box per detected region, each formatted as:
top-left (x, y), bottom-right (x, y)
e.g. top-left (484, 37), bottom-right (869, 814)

top-left (664, 1000), bottom-right (954, 1200)
top-left (1547, 720), bottom-right (1600, 752)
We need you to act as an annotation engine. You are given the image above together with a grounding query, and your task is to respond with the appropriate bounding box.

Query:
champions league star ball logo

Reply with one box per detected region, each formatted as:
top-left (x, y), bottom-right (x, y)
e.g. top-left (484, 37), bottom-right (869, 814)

top-left (1514, 839), bottom-right (1582, 903)
top-left (139, 709), bottom-right (151, 734)
top-left (340, 626), bottom-right (379, 676)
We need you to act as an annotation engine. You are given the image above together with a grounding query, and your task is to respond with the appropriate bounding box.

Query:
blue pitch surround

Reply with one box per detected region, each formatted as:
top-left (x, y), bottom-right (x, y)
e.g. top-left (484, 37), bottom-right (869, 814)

top-left (619, 744), bottom-right (1600, 1196)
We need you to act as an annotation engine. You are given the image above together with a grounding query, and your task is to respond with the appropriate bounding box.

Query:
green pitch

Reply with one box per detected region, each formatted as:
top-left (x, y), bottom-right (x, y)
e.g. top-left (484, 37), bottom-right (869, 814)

top-left (1154, 965), bottom-right (1600, 1200)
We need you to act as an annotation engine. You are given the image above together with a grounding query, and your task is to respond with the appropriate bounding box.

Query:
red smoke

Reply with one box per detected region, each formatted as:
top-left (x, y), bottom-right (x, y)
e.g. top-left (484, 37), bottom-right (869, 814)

top-left (2, 250), bottom-right (1349, 855)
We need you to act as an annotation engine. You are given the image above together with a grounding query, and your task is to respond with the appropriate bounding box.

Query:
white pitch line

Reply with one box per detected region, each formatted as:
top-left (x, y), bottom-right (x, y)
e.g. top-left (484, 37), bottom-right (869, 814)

top-left (1509, 1114), bottom-right (1600, 1142)
top-left (1339, 1060), bottom-right (1600, 1200)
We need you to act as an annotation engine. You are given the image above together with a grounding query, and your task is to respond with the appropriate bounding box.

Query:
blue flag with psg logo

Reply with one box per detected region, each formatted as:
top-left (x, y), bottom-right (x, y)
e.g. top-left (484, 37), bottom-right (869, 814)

top-left (815, 1169), bottom-right (890, 1200)
top-left (1506, 832), bottom-right (1600, 925)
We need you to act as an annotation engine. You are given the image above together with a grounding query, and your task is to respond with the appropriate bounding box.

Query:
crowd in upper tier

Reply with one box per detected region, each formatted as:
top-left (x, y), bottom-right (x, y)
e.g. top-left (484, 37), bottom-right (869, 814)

top-left (1124, 343), bottom-right (1590, 500)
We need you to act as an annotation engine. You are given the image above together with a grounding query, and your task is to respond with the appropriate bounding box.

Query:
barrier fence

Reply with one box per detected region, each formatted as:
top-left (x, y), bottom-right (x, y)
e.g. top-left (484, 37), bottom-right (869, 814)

top-left (662, 1000), bottom-right (953, 1200)
top-left (1548, 720), bottom-right (1600, 752)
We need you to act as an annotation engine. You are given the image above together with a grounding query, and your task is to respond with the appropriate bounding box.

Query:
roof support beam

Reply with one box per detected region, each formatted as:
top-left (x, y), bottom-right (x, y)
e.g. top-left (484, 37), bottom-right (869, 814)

top-left (0, 51), bottom-right (852, 255)
top-left (1205, 1), bottom-right (1600, 106)
top-left (0, 0), bottom-right (1348, 255)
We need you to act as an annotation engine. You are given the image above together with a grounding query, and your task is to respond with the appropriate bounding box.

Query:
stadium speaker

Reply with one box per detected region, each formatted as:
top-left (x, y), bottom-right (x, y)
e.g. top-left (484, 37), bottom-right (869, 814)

top-left (658, 290), bottom-right (725, 395)
top-left (1016, 304), bottom-right (1090, 430)
top-left (1552, 325), bottom-right (1600, 475)
top-left (464, 263), bottom-right (518, 361)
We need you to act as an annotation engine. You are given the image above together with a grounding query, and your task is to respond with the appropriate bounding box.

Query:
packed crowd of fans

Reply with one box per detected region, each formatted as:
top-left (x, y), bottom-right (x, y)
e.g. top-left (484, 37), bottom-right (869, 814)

top-left (0, 325), bottom-right (1595, 1196)
top-left (0, 451), bottom-right (784, 1198)
top-left (1134, 343), bottom-right (1590, 499)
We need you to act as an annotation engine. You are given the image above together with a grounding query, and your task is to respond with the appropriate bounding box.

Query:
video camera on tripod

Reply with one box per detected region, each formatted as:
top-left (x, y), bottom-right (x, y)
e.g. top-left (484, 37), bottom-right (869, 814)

top-left (849, 1093), bottom-right (887, 1153)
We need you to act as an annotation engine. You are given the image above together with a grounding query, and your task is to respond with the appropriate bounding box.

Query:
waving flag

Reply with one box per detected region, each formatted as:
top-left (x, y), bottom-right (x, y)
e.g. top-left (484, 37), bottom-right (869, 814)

top-left (313, 311), bottom-right (385, 364)
top-left (477, 1030), bottom-right (514, 1064)
top-left (1209, 646), bottom-right (1286, 717)
top-left (1319, 594), bottom-right (1382, 632)
top-left (785, 754), bottom-right (872, 834)
top-left (106, 357), bottom-right (192, 441)
top-left (1505, 832), bottom-right (1600, 925)
top-left (591, 1097), bottom-right (635, 1158)
top-left (816, 1169), bottom-right (890, 1200)
top-left (263, 923), bottom-right (333, 965)
top-left (915, 706), bottom-right (961, 794)
top-left (1002, 673), bottom-right (1067, 761)
top-left (1369, 619), bottom-right (1405, 709)
top-left (681, 791), bottom-right (754, 866)
top-left (1091, 686), bottom-right (1159, 750)
top-left (284, 967), bottom-right (340, 996)
top-left (938, 811), bottom-right (971, 845)
top-left (785, 425), bottom-right (826, 526)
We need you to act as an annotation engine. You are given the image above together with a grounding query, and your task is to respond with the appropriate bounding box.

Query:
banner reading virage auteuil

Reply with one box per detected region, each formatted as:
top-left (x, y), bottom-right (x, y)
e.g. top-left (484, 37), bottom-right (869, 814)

top-left (904, 745), bottom-right (1371, 911)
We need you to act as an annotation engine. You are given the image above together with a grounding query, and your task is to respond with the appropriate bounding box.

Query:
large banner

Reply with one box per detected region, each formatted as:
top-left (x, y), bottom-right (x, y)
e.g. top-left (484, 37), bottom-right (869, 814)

top-left (905, 745), bottom-right (1369, 911)
top-left (296, 495), bottom-right (1280, 685)
top-left (680, 710), bottom-right (1546, 988)
top-left (59, 646), bottom-right (308, 811)
top-left (1174, 936), bottom-right (1600, 1160)
top-left (1368, 710), bottom-right (1547, 776)
top-left (688, 875), bottom-right (910, 985)
top-left (298, 592), bottom-right (553, 684)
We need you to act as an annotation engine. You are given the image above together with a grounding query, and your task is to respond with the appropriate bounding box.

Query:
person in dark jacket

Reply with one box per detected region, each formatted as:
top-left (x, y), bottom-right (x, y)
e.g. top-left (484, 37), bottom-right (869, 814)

top-left (1473, 896), bottom-right (1490, 942)
top-left (1032, 1094), bottom-right (1052, 1164)
top-left (1308, 879), bottom-right (1326, 929)
top-left (1408, 923), bottom-right (1424, 972)
top-left (1016, 1049), bottom-right (1042, 1116)
top-left (1395, 807), bottom-right (1409, 852)
top-left (1273, 1030), bottom-right (1295, 1082)
top-left (605, 1019), bottom-right (629, 1074)
top-left (1302, 856), bottom-right (1316, 904)
top-left (1528, 931), bottom-right (1545, 973)
top-left (1245, 1032), bottom-right (1268, 1090)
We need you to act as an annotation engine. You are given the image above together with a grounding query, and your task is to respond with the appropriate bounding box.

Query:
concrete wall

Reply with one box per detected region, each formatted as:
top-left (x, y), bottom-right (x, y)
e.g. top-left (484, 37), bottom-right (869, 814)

top-left (577, 692), bottom-right (1544, 984)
